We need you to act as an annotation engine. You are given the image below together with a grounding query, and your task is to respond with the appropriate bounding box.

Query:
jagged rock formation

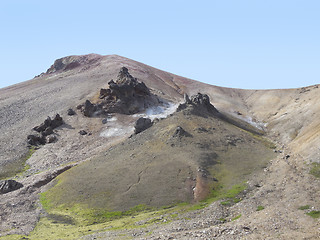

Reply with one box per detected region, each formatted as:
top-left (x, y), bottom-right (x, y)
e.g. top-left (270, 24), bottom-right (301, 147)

top-left (177, 93), bottom-right (219, 116)
top-left (79, 67), bottom-right (161, 116)
top-left (27, 114), bottom-right (63, 146)
top-left (0, 180), bottom-right (23, 194)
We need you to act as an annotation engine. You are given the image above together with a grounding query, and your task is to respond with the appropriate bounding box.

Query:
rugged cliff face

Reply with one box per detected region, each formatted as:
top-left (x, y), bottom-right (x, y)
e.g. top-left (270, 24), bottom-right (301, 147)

top-left (0, 54), bottom-right (319, 239)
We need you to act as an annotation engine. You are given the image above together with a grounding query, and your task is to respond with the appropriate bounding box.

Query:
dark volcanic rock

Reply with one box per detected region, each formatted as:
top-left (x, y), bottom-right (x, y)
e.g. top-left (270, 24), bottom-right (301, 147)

top-left (79, 130), bottom-right (88, 135)
top-left (51, 114), bottom-right (63, 128)
top-left (33, 114), bottom-right (63, 133)
top-left (0, 180), bottom-right (23, 194)
top-left (177, 93), bottom-right (219, 117)
top-left (43, 127), bottom-right (53, 136)
top-left (27, 134), bottom-right (46, 145)
top-left (28, 114), bottom-right (63, 146)
top-left (172, 126), bottom-right (192, 138)
top-left (134, 117), bottom-right (152, 134)
top-left (80, 67), bottom-right (161, 117)
top-left (83, 100), bottom-right (96, 117)
top-left (67, 108), bottom-right (76, 116)
top-left (46, 135), bottom-right (57, 143)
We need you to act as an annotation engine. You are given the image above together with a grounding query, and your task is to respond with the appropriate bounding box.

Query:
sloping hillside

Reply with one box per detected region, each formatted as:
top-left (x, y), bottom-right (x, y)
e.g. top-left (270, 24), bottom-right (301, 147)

top-left (0, 54), bottom-right (319, 239)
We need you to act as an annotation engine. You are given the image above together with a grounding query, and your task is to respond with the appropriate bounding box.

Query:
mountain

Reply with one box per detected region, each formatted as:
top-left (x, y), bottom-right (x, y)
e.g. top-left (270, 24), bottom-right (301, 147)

top-left (0, 54), bottom-right (319, 239)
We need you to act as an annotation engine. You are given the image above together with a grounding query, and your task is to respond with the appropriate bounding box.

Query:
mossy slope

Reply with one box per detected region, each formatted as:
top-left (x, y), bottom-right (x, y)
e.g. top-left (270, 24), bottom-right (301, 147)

top-left (41, 110), bottom-right (276, 214)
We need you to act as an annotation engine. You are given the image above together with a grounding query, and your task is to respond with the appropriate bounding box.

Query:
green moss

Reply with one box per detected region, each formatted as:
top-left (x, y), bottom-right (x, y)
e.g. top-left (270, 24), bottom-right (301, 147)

top-left (231, 214), bottom-right (241, 221)
top-left (256, 205), bottom-right (264, 211)
top-left (6, 182), bottom-right (246, 239)
top-left (170, 213), bottom-right (178, 218)
top-left (306, 211), bottom-right (320, 219)
top-left (310, 163), bottom-right (320, 178)
top-left (298, 205), bottom-right (310, 210)
top-left (0, 146), bottom-right (36, 180)
top-left (186, 183), bottom-right (247, 211)
top-left (221, 201), bottom-right (231, 206)
top-left (39, 192), bottom-right (53, 211)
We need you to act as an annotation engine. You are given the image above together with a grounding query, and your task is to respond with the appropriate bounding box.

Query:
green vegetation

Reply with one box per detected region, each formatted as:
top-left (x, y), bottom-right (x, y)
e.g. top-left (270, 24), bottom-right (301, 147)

top-left (298, 205), bottom-right (310, 210)
top-left (256, 205), bottom-right (265, 211)
top-left (221, 201), bottom-right (231, 206)
top-left (306, 211), bottom-right (320, 219)
top-left (25, 146), bottom-right (36, 160)
top-left (0, 146), bottom-right (36, 180)
top-left (310, 162), bottom-right (320, 178)
top-left (232, 214), bottom-right (242, 221)
top-left (25, 182), bottom-right (248, 240)
top-left (188, 183), bottom-right (247, 210)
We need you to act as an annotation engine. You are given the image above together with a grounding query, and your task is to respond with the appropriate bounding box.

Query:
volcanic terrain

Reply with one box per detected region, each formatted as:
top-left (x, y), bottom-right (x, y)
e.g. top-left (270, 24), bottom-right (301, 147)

top-left (0, 54), bottom-right (319, 239)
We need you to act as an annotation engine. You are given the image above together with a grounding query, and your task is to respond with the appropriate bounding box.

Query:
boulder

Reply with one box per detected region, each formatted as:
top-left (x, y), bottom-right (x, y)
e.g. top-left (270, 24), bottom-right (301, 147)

top-left (67, 108), bottom-right (76, 116)
top-left (27, 134), bottom-right (46, 145)
top-left (134, 117), bottom-right (152, 134)
top-left (79, 130), bottom-right (88, 135)
top-left (0, 180), bottom-right (23, 194)
top-left (83, 100), bottom-right (96, 117)
top-left (172, 126), bottom-right (192, 138)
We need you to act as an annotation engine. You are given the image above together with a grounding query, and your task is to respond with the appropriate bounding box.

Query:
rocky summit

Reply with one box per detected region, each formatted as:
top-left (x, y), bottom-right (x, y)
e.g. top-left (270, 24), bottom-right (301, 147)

top-left (0, 54), bottom-right (319, 239)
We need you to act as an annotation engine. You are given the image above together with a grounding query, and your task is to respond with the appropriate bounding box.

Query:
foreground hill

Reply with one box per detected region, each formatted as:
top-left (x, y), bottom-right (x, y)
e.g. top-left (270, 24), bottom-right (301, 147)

top-left (0, 54), bottom-right (319, 239)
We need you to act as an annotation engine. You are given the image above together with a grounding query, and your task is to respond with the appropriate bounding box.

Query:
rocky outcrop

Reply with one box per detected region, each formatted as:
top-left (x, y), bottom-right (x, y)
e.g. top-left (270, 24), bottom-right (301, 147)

top-left (0, 180), bottom-right (23, 194)
top-left (83, 100), bottom-right (96, 117)
top-left (28, 114), bottom-right (63, 146)
top-left (79, 67), bottom-right (161, 116)
top-left (46, 54), bottom-right (101, 74)
top-left (172, 126), bottom-right (192, 138)
top-left (134, 117), bottom-right (153, 134)
top-left (177, 93), bottom-right (219, 117)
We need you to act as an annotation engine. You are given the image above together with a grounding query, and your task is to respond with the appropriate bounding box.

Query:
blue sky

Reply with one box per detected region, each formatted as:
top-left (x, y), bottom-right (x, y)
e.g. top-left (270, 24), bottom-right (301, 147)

top-left (0, 0), bottom-right (319, 89)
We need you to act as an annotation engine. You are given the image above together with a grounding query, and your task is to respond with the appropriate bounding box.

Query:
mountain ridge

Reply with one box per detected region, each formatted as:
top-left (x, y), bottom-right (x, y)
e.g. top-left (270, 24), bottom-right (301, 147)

top-left (0, 54), bottom-right (319, 239)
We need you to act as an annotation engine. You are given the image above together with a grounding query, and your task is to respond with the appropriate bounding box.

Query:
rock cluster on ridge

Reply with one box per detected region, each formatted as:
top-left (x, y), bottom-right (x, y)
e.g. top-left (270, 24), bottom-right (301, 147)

top-left (177, 92), bottom-right (219, 117)
top-left (79, 67), bottom-right (162, 116)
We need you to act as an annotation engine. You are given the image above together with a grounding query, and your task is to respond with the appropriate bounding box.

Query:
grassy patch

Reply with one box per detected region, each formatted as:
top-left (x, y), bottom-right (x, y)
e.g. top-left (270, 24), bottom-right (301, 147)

top-left (256, 205), bottom-right (264, 211)
top-left (188, 183), bottom-right (247, 210)
top-left (221, 201), bottom-right (231, 206)
top-left (25, 146), bottom-right (36, 160)
top-left (306, 211), bottom-right (320, 219)
top-left (232, 214), bottom-right (242, 221)
top-left (32, 182), bottom-right (247, 239)
top-left (0, 147), bottom-right (36, 180)
top-left (298, 205), bottom-right (310, 210)
top-left (310, 163), bottom-right (320, 178)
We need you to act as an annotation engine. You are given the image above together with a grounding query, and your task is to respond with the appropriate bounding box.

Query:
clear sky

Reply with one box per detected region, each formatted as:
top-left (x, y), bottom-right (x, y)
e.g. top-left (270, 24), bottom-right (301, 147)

top-left (0, 0), bottom-right (319, 90)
